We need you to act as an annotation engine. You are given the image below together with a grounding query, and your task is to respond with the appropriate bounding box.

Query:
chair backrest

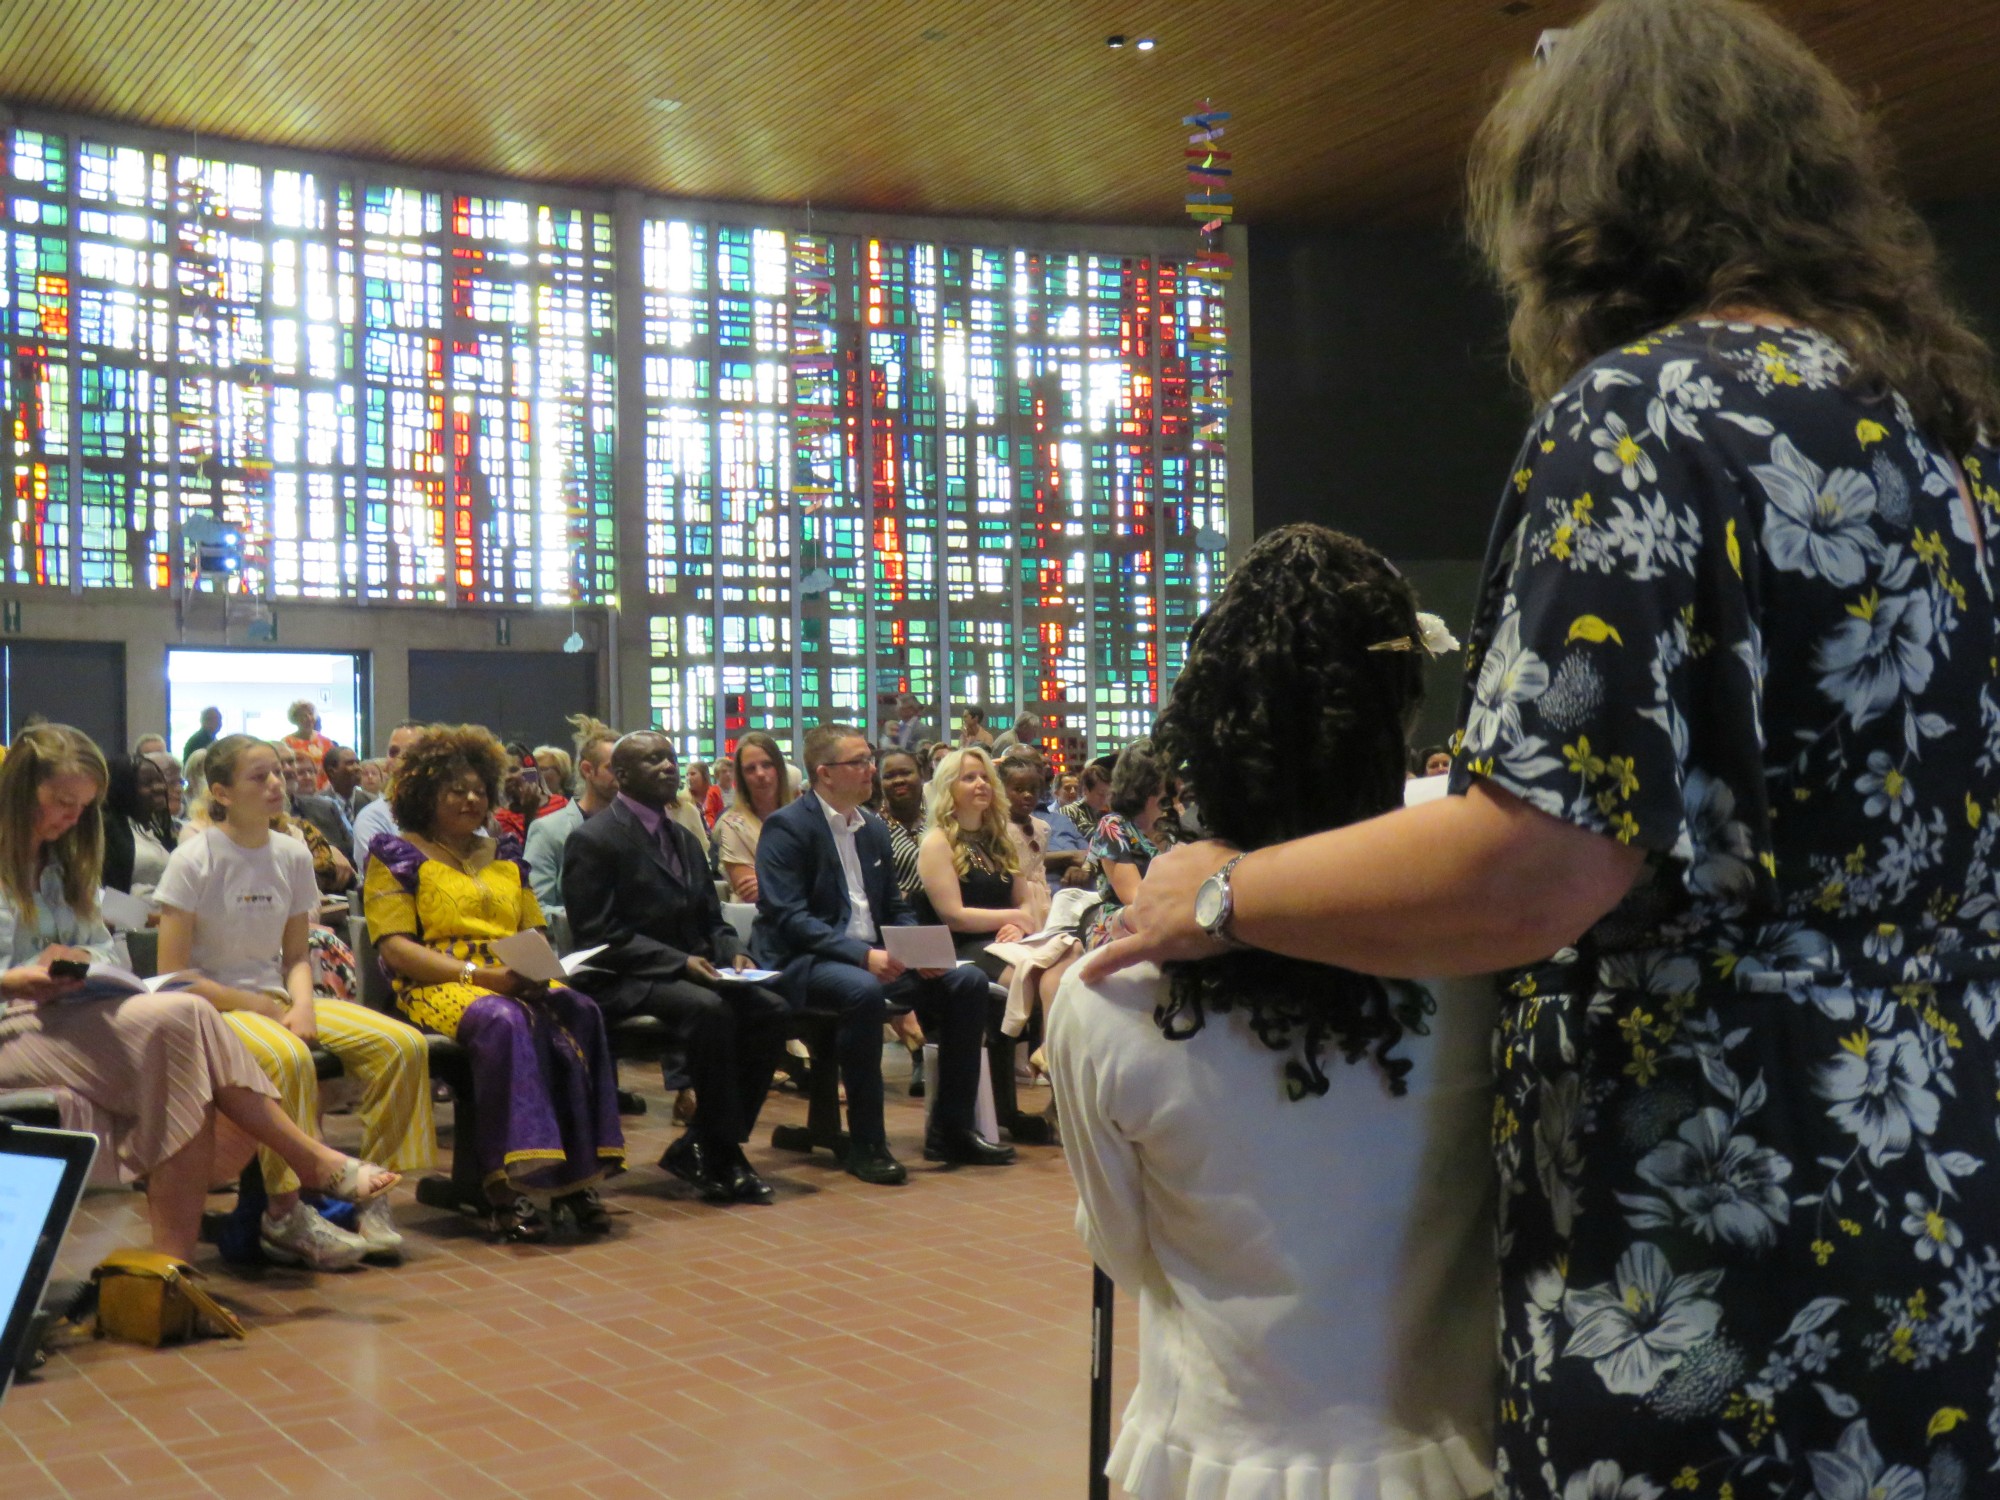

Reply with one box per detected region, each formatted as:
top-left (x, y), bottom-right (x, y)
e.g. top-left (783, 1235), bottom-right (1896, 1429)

top-left (721, 902), bottom-right (756, 946)
top-left (347, 914), bottom-right (399, 1017)
top-left (713, 879), bottom-right (732, 906)
top-left (545, 907), bottom-right (573, 956)
top-left (125, 928), bottom-right (160, 980)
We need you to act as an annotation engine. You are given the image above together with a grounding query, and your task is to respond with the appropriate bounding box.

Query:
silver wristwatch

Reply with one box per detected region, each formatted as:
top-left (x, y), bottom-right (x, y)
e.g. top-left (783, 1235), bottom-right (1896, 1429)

top-left (1194, 853), bottom-right (1250, 948)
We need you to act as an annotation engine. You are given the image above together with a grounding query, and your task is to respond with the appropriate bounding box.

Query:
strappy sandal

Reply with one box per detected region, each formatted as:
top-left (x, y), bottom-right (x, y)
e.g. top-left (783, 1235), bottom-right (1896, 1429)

top-left (481, 1194), bottom-right (549, 1244)
top-left (321, 1155), bottom-right (399, 1204)
top-left (552, 1187), bottom-right (611, 1236)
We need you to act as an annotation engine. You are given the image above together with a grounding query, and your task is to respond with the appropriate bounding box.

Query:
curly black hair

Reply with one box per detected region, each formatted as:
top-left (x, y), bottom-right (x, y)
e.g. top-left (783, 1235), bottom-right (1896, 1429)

top-left (389, 724), bottom-right (508, 838)
top-left (1151, 523), bottom-right (1431, 1099)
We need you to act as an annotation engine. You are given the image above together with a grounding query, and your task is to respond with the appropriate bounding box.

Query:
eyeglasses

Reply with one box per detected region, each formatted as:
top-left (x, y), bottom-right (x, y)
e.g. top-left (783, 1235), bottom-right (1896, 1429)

top-left (824, 754), bottom-right (877, 770)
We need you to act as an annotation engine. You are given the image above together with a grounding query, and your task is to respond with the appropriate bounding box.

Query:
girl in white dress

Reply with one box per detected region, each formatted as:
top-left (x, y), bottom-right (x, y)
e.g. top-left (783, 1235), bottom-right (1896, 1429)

top-left (1046, 525), bottom-right (1496, 1500)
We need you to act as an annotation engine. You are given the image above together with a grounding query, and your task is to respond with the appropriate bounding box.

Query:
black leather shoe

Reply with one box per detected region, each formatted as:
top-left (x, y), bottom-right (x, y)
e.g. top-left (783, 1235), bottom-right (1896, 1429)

top-left (660, 1132), bottom-right (734, 1202)
top-left (924, 1128), bottom-right (1017, 1166)
top-left (845, 1140), bottom-right (909, 1186)
top-left (553, 1186), bottom-right (612, 1235)
top-left (724, 1147), bottom-right (776, 1205)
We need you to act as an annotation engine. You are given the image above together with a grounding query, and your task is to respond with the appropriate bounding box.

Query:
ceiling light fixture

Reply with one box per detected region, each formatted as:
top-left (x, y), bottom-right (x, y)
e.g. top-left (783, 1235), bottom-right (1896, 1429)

top-left (1136, 37), bottom-right (1156, 50)
top-left (1106, 34), bottom-right (1126, 47)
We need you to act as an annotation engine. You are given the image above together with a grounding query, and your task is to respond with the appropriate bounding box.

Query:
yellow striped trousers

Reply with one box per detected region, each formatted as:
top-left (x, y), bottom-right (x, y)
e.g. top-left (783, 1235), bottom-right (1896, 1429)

top-left (223, 999), bottom-right (437, 1194)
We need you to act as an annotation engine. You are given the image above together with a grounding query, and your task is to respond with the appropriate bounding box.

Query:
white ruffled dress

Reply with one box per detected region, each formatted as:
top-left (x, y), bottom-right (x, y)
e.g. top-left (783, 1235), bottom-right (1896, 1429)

top-left (1046, 824), bottom-right (1498, 1499)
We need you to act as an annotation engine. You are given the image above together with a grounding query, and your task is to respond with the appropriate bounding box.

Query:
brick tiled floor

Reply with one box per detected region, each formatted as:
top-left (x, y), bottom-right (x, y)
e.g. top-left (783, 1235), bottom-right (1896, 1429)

top-left (1, 1054), bottom-right (1136, 1499)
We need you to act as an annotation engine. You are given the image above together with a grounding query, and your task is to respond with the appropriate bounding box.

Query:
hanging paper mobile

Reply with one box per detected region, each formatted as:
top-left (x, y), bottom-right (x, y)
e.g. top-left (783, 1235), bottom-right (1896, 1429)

top-left (1182, 102), bottom-right (1233, 455)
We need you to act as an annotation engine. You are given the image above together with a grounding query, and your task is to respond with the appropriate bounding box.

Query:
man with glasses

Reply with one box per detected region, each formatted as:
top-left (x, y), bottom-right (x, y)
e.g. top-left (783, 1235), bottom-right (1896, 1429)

top-left (752, 723), bottom-right (1013, 1185)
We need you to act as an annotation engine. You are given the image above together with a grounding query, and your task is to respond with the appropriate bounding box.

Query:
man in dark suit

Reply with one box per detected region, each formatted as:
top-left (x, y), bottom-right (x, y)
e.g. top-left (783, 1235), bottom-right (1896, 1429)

top-left (753, 722), bottom-right (1013, 1185)
top-left (562, 731), bottom-right (789, 1205)
top-left (296, 744), bottom-right (363, 855)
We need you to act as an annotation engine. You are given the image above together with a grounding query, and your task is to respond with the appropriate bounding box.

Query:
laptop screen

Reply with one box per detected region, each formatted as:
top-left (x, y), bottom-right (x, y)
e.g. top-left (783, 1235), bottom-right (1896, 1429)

top-left (0, 1125), bottom-right (96, 1403)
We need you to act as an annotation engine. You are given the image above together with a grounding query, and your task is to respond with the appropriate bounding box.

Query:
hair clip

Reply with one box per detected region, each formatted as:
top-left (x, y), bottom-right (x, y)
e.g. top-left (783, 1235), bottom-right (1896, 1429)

top-left (1367, 612), bottom-right (1461, 659)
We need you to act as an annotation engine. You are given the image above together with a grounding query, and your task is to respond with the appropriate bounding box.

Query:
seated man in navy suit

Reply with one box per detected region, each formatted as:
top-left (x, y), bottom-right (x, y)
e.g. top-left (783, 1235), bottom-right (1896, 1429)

top-left (753, 722), bottom-right (1014, 1185)
top-left (562, 730), bottom-right (790, 1206)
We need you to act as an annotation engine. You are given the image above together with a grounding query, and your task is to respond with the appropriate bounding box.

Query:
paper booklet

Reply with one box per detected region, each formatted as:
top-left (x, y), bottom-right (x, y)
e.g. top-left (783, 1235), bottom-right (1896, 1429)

top-left (487, 931), bottom-right (607, 984)
top-left (96, 887), bottom-right (157, 931)
top-left (713, 967), bottom-right (783, 983)
top-left (66, 965), bottom-right (201, 1001)
top-left (882, 925), bottom-right (959, 970)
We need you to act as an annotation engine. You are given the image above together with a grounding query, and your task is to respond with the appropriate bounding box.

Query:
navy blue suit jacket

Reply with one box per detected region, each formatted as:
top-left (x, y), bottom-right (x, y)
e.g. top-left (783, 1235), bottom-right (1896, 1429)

top-left (751, 791), bottom-right (914, 1003)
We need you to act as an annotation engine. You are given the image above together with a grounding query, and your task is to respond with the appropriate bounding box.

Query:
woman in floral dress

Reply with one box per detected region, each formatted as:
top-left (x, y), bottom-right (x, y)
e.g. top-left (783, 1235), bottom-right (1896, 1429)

top-left (1088, 0), bottom-right (2000, 1493)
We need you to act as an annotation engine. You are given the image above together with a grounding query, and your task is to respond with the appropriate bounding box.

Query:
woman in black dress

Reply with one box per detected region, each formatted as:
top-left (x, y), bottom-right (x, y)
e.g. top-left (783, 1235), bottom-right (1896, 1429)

top-left (917, 746), bottom-right (1036, 981)
top-left (1092, 0), bottom-right (2000, 1491)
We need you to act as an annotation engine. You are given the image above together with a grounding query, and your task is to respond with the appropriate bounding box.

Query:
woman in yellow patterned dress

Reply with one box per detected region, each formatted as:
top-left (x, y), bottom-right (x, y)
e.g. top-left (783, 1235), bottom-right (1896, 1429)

top-left (363, 725), bottom-right (623, 1242)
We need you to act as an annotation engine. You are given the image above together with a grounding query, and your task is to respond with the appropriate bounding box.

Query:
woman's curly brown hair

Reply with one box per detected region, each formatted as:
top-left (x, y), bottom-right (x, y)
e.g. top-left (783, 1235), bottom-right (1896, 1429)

top-left (389, 724), bottom-right (508, 838)
top-left (1150, 524), bottom-right (1430, 1099)
top-left (1468, 0), bottom-right (1999, 453)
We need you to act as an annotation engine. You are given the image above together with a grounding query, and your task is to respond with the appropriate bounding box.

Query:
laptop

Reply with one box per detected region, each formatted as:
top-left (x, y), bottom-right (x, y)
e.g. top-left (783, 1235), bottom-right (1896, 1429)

top-left (0, 1120), bottom-right (97, 1402)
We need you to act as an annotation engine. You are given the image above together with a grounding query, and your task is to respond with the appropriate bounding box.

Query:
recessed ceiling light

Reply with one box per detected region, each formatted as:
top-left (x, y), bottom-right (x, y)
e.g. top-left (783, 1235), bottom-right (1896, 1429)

top-left (1136, 37), bottom-right (1155, 50)
top-left (1106, 34), bottom-right (1126, 47)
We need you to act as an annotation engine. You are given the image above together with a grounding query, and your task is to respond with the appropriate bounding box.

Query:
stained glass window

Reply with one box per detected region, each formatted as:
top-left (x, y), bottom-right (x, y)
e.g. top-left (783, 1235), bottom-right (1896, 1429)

top-left (3, 117), bottom-right (1226, 767)
top-left (637, 218), bottom-right (1226, 767)
top-left (5, 125), bottom-right (616, 603)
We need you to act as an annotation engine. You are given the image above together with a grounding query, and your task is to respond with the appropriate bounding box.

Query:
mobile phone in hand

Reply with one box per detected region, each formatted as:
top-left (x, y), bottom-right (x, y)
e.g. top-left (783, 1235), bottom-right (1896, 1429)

top-left (48, 959), bottom-right (90, 981)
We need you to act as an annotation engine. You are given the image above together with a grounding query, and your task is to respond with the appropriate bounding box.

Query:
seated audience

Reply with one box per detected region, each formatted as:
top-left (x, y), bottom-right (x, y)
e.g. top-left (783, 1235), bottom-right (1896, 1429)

top-left (156, 735), bottom-right (433, 1267)
top-left (274, 741), bottom-right (356, 893)
top-left (303, 744), bottom-right (367, 849)
top-left (356, 757), bottom-right (387, 802)
top-left (563, 731), bottom-right (788, 1206)
top-left (131, 733), bottom-right (168, 758)
top-left (686, 759), bottom-right (722, 830)
top-left (149, 752), bottom-right (187, 836)
top-left (491, 744), bottom-right (555, 843)
top-left (753, 723), bottom-right (1014, 1184)
top-left (925, 740), bottom-right (951, 778)
top-left (874, 749), bottom-right (931, 1095)
top-left (1059, 761), bottom-right (1110, 840)
top-left (885, 691), bottom-right (931, 753)
top-left (532, 745), bottom-right (575, 801)
top-left (0, 724), bottom-right (396, 1263)
top-left (182, 705), bottom-right (222, 762)
top-left (1081, 740), bottom-right (1168, 949)
top-left (1413, 743), bottom-right (1453, 778)
top-left (916, 747), bottom-right (1036, 978)
top-left (524, 722), bottom-right (618, 914)
top-left (349, 721), bottom-right (429, 871)
top-left (714, 729), bottom-right (791, 902)
top-left (957, 707), bottom-right (993, 749)
top-left (101, 752), bottom-right (174, 898)
top-left (364, 724), bottom-right (623, 1241)
top-left (1047, 525), bottom-right (1496, 1500)
top-left (1055, 771), bottom-right (1080, 807)
top-left (999, 759), bottom-right (1063, 919)
top-left (1000, 749), bottom-right (1091, 884)
top-left (284, 699), bottom-right (334, 790)
top-left (989, 711), bottom-right (1041, 755)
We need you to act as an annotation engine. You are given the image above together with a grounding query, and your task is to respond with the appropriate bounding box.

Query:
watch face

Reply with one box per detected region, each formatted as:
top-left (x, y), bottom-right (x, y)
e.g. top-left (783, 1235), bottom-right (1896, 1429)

top-left (1194, 876), bottom-right (1224, 931)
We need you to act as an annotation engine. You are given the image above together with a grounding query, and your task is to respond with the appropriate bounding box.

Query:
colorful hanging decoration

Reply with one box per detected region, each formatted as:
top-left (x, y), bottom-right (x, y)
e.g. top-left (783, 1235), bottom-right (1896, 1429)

top-left (1183, 102), bottom-right (1232, 455)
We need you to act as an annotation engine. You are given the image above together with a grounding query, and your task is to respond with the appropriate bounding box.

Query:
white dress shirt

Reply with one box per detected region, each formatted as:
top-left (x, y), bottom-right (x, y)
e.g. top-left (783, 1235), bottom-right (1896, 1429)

top-left (820, 798), bottom-right (878, 944)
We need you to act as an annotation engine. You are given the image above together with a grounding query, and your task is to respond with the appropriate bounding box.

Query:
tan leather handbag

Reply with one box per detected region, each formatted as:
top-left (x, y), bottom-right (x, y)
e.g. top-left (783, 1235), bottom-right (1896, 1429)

top-left (91, 1249), bottom-right (247, 1347)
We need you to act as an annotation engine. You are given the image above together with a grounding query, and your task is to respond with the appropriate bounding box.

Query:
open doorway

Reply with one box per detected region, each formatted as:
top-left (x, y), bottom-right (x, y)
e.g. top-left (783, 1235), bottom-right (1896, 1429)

top-left (166, 649), bottom-right (369, 760)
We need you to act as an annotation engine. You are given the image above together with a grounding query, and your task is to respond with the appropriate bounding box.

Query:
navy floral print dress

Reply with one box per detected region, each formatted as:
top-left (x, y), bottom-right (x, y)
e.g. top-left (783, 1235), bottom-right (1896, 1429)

top-left (1449, 319), bottom-right (2000, 1500)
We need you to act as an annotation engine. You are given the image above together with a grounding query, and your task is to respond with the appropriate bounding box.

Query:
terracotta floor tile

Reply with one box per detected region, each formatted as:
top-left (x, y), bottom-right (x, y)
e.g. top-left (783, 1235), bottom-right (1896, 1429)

top-left (7, 1070), bottom-right (1112, 1499)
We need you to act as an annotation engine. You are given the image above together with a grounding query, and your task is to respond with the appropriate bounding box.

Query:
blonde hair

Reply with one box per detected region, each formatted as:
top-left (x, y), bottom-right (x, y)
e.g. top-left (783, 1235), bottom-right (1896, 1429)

top-left (0, 724), bottom-right (107, 923)
top-left (567, 712), bottom-right (616, 763)
top-left (1467, 0), bottom-right (1998, 449)
top-left (927, 746), bottom-right (1019, 881)
top-left (533, 745), bottom-right (575, 795)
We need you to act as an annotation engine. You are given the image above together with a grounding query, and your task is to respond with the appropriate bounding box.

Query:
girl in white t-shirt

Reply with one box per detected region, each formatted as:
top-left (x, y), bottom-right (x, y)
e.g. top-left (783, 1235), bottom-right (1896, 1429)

top-left (157, 736), bottom-right (434, 1270)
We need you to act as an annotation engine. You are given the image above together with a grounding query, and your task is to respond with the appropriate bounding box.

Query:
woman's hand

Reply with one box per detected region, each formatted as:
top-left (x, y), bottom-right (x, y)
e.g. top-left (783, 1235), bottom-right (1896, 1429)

top-left (474, 966), bottom-right (543, 1000)
top-left (35, 944), bottom-right (95, 967)
top-left (283, 1000), bottom-right (320, 1044)
top-left (686, 954), bottom-right (721, 983)
top-left (996, 923), bottom-right (1026, 945)
top-left (1081, 840), bottom-right (1240, 981)
top-left (1, 964), bottom-right (81, 1005)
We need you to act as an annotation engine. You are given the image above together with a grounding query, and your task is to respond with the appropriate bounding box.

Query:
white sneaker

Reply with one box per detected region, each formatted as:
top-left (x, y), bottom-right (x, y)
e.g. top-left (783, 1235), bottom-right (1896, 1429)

top-left (260, 1201), bottom-right (368, 1271)
top-left (355, 1194), bottom-right (404, 1259)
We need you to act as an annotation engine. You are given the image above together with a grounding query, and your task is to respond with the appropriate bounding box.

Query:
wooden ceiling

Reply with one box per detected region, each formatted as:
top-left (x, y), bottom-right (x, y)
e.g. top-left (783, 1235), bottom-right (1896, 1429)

top-left (1, 0), bottom-right (1996, 229)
